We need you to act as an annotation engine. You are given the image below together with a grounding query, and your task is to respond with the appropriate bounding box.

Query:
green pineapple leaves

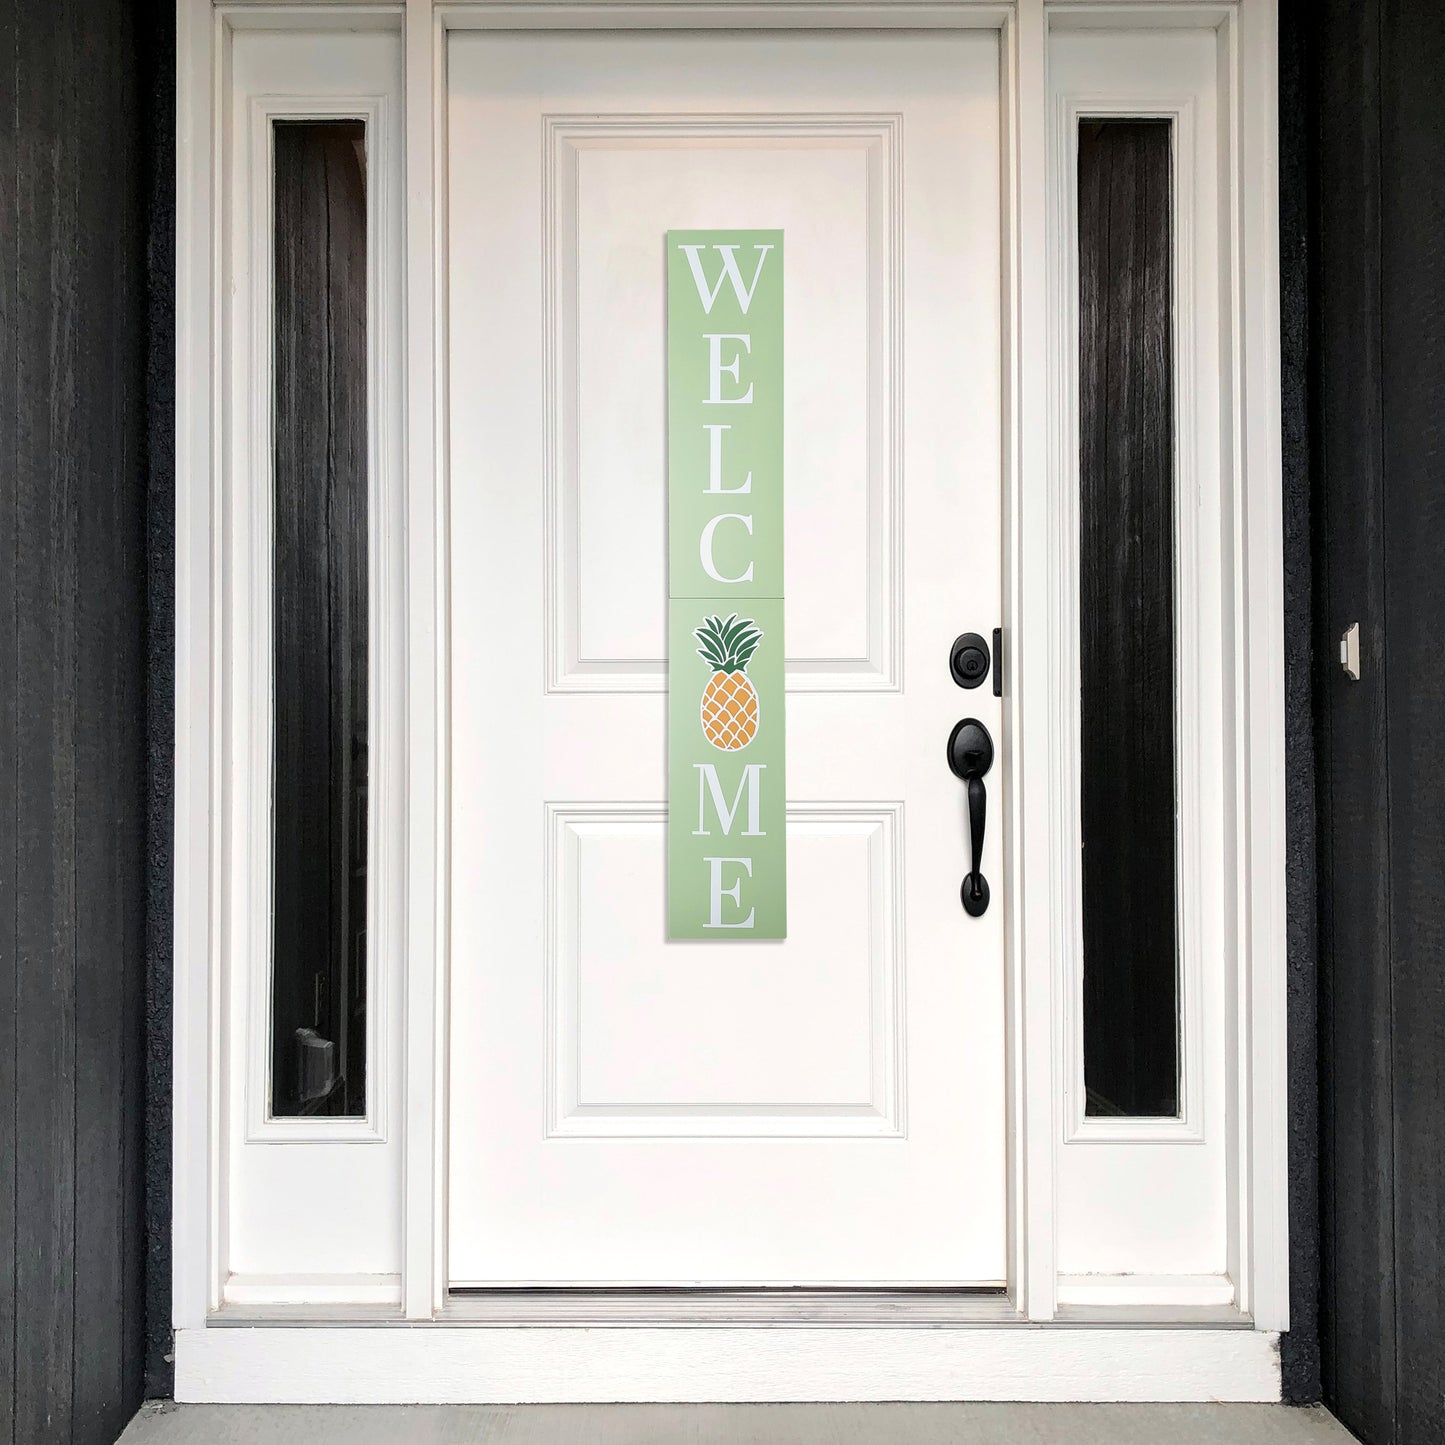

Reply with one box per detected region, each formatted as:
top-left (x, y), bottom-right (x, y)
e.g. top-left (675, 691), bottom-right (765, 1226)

top-left (693, 613), bottom-right (764, 674)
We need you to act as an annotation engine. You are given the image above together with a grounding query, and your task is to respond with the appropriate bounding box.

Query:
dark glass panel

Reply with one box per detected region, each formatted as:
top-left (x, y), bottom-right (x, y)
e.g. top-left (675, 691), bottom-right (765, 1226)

top-left (1078, 119), bottom-right (1180, 1119)
top-left (271, 120), bottom-right (369, 1118)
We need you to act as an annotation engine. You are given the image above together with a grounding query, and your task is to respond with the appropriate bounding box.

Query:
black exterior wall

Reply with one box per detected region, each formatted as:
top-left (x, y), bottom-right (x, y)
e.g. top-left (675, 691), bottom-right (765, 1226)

top-left (18, 0), bottom-right (1440, 1431)
top-left (140, 0), bottom-right (176, 1404)
top-left (1311, 0), bottom-right (1445, 1440)
top-left (1278, 0), bottom-right (1321, 1406)
top-left (0, 0), bottom-right (155, 1440)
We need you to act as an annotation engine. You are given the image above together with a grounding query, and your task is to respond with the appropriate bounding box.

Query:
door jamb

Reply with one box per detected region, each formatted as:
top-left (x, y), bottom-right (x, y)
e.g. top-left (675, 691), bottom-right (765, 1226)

top-left (172, 0), bottom-right (1288, 1346)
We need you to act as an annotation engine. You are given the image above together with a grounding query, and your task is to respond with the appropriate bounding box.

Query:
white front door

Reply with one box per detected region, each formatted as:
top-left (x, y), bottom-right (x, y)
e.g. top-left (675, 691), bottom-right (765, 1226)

top-left (447, 29), bottom-right (1005, 1287)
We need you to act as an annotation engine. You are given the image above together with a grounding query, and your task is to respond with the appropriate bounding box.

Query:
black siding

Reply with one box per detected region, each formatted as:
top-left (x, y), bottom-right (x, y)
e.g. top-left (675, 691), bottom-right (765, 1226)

top-left (1376, 4), bottom-right (1445, 1437)
top-left (1278, 0), bottom-right (1321, 1406)
top-left (1313, 0), bottom-right (1445, 1439)
top-left (141, 0), bottom-right (176, 1404)
top-left (0, 0), bottom-right (152, 1439)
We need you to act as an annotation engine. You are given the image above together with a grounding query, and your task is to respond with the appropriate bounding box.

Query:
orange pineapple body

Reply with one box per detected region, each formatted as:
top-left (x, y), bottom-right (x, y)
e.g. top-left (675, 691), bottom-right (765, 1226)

top-left (701, 669), bottom-right (759, 751)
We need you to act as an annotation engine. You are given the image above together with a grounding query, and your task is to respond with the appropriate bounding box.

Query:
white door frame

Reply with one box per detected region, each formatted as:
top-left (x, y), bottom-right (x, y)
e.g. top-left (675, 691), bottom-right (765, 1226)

top-left (172, 0), bottom-right (1288, 1401)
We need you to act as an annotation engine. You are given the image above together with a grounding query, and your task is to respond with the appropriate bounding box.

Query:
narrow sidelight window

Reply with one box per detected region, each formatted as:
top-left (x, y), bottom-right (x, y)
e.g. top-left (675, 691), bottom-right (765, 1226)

top-left (270, 121), bottom-right (369, 1118)
top-left (1077, 119), bottom-right (1179, 1119)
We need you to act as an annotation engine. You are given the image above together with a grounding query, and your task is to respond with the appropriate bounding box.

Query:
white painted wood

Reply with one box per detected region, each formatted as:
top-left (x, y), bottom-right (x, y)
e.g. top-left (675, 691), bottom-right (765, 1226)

top-left (218, 20), bottom-right (406, 1290)
top-left (440, 1), bottom-right (1014, 27)
top-left (1045, 22), bottom-right (1230, 1289)
top-left (1055, 1274), bottom-right (1235, 1309)
top-left (446, 29), bottom-right (1007, 1286)
top-left (173, 0), bottom-right (1288, 1382)
top-left (1047, 2), bottom-right (1233, 23)
top-left (1230, 0), bottom-right (1289, 1333)
top-left (401, 0), bottom-right (449, 1322)
top-left (173, 0), bottom-right (221, 1331)
top-left (1051, 80), bottom-right (1208, 1150)
top-left (173, 1324), bottom-right (1282, 1404)
top-left (221, 5), bottom-right (404, 29)
top-left (1034, 5), bottom-right (1288, 1326)
top-left (541, 112), bottom-right (902, 697)
top-left (539, 804), bottom-right (908, 1140)
top-left (1006, 0), bottom-right (1057, 1324)
top-left (440, 1290), bottom-right (1021, 1324)
top-left (238, 84), bottom-right (395, 1149)
top-left (222, 1273), bottom-right (403, 1307)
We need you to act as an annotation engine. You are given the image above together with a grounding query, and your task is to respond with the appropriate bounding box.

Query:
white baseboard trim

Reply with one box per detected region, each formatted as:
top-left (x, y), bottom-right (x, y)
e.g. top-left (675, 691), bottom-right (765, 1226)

top-left (175, 1324), bottom-right (1282, 1404)
top-left (222, 1273), bottom-right (404, 1308)
top-left (1054, 1274), bottom-right (1237, 1309)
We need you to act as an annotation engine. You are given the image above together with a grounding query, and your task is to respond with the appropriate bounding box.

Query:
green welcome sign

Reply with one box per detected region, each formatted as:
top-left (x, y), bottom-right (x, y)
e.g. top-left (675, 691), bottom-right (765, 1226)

top-left (667, 230), bottom-right (786, 940)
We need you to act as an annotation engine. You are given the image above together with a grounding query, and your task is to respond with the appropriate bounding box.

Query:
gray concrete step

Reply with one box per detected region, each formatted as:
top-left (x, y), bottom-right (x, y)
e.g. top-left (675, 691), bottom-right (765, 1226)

top-left (121, 1402), bottom-right (1357, 1445)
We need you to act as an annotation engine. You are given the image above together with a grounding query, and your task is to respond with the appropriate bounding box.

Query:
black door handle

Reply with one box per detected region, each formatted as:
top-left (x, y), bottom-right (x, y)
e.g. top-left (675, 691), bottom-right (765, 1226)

top-left (947, 718), bottom-right (994, 917)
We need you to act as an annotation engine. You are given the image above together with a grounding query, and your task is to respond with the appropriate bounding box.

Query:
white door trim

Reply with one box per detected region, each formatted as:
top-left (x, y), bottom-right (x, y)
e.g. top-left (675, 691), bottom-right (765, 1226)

top-left (174, 1322), bottom-right (1283, 1404)
top-left (401, 0), bottom-right (448, 1324)
top-left (172, 0), bottom-right (1289, 1395)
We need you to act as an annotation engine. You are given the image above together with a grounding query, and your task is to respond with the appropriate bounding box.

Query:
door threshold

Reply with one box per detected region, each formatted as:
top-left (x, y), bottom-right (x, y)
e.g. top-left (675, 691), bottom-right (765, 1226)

top-left (441, 1287), bottom-right (1018, 1327)
top-left (207, 1287), bottom-right (1252, 1330)
top-left (175, 1321), bottom-right (1283, 1402)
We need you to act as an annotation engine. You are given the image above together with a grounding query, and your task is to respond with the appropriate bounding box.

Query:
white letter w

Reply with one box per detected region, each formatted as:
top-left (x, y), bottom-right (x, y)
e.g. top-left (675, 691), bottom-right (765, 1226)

top-left (679, 243), bottom-right (775, 316)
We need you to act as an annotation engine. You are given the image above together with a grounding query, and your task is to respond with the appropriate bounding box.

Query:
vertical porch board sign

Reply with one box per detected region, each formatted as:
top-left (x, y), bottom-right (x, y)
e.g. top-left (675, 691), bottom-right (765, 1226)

top-left (667, 230), bottom-right (786, 939)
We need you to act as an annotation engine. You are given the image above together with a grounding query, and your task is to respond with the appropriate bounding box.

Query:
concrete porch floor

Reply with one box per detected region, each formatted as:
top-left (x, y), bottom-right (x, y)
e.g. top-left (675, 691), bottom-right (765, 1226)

top-left (121, 1402), bottom-right (1356, 1444)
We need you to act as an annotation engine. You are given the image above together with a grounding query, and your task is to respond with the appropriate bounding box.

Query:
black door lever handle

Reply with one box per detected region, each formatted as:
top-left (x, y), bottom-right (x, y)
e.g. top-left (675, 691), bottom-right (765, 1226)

top-left (947, 718), bottom-right (994, 917)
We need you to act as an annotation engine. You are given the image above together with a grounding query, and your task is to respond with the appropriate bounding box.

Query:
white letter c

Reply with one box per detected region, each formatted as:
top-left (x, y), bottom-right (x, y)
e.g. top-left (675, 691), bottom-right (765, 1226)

top-left (699, 513), bottom-right (754, 585)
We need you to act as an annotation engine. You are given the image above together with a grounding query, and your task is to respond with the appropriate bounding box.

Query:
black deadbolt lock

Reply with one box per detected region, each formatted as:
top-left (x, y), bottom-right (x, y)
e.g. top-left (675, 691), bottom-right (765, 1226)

top-left (950, 632), bottom-right (991, 690)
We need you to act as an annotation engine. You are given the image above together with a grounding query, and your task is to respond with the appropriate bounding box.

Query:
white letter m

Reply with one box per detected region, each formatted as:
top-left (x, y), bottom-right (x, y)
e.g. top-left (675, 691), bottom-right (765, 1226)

top-left (693, 763), bottom-right (766, 837)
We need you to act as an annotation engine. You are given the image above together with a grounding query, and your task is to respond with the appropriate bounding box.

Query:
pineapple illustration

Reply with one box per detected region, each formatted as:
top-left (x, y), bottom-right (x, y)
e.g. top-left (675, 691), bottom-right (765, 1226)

top-left (694, 613), bottom-right (763, 751)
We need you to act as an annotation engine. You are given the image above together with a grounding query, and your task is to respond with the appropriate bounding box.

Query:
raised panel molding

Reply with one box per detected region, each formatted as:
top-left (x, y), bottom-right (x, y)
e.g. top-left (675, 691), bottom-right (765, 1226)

top-left (544, 801), bottom-right (905, 1136)
top-left (542, 114), bottom-right (902, 693)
